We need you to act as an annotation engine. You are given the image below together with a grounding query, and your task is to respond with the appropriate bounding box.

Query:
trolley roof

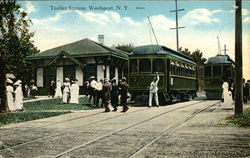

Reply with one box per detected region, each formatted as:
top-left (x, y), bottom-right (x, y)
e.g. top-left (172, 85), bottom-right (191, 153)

top-left (129, 45), bottom-right (196, 65)
top-left (204, 55), bottom-right (235, 65)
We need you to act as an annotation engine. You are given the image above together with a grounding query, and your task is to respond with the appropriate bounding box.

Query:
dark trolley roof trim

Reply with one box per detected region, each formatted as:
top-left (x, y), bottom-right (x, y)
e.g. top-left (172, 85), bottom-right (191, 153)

top-left (129, 45), bottom-right (196, 65)
top-left (26, 38), bottom-right (128, 60)
top-left (204, 55), bottom-right (235, 65)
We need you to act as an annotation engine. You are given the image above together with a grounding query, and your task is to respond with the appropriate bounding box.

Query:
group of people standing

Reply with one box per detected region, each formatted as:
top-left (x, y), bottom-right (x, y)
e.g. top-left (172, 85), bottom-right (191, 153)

top-left (51, 78), bottom-right (80, 104)
top-left (86, 76), bottom-right (129, 112)
top-left (48, 78), bottom-right (79, 104)
top-left (6, 78), bottom-right (24, 112)
top-left (222, 78), bottom-right (250, 105)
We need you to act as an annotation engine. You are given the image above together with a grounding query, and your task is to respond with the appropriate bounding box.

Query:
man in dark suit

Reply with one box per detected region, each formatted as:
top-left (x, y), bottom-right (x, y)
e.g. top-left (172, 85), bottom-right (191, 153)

top-left (119, 77), bottom-right (129, 112)
top-left (102, 79), bottom-right (111, 112)
top-left (111, 78), bottom-right (119, 111)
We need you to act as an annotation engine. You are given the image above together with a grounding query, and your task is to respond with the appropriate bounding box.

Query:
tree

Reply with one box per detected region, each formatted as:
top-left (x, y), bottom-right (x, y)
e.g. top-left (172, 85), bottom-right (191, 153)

top-left (0, 0), bottom-right (38, 112)
top-left (179, 47), bottom-right (207, 90)
top-left (114, 43), bottom-right (134, 53)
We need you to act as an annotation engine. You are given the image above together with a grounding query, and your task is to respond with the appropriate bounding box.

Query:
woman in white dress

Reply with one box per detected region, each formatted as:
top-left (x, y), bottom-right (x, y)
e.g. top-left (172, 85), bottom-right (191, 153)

top-left (54, 80), bottom-right (62, 97)
top-left (14, 80), bottom-right (24, 111)
top-left (222, 81), bottom-right (233, 106)
top-left (70, 79), bottom-right (79, 104)
top-left (62, 78), bottom-right (71, 104)
top-left (6, 78), bottom-right (15, 111)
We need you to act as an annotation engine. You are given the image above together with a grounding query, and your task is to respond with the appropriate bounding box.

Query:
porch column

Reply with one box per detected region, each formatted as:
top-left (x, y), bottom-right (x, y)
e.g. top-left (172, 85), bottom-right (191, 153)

top-left (76, 66), bottom-right (83, 86)
top-left (57, 67), bottom-right (63, 83)
top-left (115, 67), bottom-right (119, 82)
top-left (36, 68), bottom-right (43, 87)
top-left (97, 65), bottom-right (105, 81)
top-left (106, 65), bottom-right (110, 80)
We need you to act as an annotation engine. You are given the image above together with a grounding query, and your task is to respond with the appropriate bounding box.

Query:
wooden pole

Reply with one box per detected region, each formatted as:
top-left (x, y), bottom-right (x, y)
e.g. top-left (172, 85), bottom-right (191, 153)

top-left (235, 0), bottom-right (243, 115)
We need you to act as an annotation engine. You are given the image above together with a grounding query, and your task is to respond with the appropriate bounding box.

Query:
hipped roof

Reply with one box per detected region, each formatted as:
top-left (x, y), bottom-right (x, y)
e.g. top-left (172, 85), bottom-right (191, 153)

top-left (26, 38), bottom-right (128, 60)
top-left (204, 55), bottom-right (235, 65)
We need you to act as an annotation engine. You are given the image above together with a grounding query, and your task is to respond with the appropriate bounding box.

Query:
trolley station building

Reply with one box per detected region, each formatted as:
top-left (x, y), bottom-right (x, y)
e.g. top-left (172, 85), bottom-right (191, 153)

top-left (26, 38), bottom-right (128, 94)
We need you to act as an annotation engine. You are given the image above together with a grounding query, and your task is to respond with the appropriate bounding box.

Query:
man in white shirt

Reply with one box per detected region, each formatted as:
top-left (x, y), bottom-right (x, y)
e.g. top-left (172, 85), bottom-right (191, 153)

top-left (149, 72), bottom-right (160, 107)
top-left (88, 76), bottom-right (97, 105)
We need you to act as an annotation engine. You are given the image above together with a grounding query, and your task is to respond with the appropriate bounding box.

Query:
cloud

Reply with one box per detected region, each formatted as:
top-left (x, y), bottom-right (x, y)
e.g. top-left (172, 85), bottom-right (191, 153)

top-left (229, 8), bottom-right (250, 16)
top-left (242, 9), bottom-right (250, 16)
top-left (243, 17), bottom-right (250, 23)
top-left (149, 15), bottom-right (175, 30)
top-left (182, 8), bottom-right (221, 25)
top-left (76, 10), bottom-right (140, 26)
top-left (111, 32), bottom-right (124, 38)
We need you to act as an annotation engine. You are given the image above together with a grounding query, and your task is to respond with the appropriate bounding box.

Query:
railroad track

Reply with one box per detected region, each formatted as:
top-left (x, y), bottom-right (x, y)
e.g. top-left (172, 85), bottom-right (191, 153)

top-left (0, 106), bottom-right (150, 152)
top-left (128, 101), bottom-right (219, 158)
top-left (52, 100), bottom-right (211, 158)
top-left (0, 101), bottom-right (209, 157)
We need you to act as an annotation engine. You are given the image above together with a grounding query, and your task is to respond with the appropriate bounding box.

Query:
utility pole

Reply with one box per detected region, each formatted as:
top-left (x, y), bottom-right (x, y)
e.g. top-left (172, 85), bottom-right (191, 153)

top-left (170, 0), bottom-right (185, 52)
top-left (235, 0), bottom-right (243, 115)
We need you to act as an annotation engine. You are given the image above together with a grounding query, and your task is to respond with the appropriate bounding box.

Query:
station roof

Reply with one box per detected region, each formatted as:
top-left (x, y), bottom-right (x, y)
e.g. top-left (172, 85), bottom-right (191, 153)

top-left (204, 55), bottom-right (235, 65)
top-left (129, 45), bottom-right (196, 65)
top-left (26, 38), bottom-right (128, 60)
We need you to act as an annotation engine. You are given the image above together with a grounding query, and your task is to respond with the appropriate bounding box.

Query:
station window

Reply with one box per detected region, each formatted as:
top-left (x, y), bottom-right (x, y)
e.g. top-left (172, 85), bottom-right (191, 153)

top-left (129, 59), bottom-right (137, 73)
top-left (153, 59), bottom-right (164, 73)
top-left (213, 66), bottom-right (221, 77)
top-left (139, 59), bottom-right (151, 73)
top-left (204, 66), bottom-right (212, 77)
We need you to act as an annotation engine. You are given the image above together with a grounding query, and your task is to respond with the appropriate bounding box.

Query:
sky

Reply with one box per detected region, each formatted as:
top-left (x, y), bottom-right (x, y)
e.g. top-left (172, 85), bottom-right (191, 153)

top-left (18, 0), bottom-right (250, 79)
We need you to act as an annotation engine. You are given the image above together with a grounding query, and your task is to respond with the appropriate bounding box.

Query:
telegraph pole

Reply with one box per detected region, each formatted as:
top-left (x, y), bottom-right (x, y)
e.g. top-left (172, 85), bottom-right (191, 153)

top-left (170, 0), bottom-right (185, 52)
top-left (235, 0), bottom-right (243, 115)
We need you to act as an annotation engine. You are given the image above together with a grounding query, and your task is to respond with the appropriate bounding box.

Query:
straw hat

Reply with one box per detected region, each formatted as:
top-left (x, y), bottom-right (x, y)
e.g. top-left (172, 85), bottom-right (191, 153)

top-left (6, 78), bottom-right (13, 84)
top-left (14, 81), bottom-right (21, 86)
top-left (65, 78), bottom-right (70, 81)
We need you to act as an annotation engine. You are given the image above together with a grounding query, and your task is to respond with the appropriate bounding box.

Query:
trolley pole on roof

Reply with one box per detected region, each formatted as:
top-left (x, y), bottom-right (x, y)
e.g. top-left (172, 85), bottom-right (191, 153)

top-left (170, 0), bottom-right (185, 52)
top-left (222, 44), bottom-right (229, 55)
top-left (235, 0), bottom-right (243, 115)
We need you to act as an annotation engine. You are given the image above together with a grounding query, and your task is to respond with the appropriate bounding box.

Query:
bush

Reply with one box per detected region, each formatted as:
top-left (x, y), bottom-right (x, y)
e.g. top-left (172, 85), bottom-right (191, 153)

top-left (227, 108), bottom-right (250, 127)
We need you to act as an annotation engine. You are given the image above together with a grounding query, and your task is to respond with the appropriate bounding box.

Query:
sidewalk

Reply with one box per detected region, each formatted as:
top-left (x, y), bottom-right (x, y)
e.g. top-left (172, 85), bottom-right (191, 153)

top-left (23, 95), bottom-right (86, 103)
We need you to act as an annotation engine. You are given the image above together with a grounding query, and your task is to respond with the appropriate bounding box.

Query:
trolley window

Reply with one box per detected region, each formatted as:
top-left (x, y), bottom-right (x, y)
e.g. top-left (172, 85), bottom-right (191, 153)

top-left (139, 59), bottom-right (151, 73)
top-left (153, 59), bottom-right (164, 73)
top-left (204, 66), bottom-right (212, 77)
top-left (129, 59), bottom-right (137, 73)
top-left (176, 63), bottom-right (181, 76)
top-left (223, 65), bottom-right (231, 78)
top-left (170, 61), bottom-right (176, 75)
top-left (213, 66), bottom-right (222, 77)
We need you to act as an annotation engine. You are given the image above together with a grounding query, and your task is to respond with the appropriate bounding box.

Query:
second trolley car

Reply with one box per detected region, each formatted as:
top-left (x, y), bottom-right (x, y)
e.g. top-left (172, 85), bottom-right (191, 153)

top-left (203, 54), bottom-right (235, 99)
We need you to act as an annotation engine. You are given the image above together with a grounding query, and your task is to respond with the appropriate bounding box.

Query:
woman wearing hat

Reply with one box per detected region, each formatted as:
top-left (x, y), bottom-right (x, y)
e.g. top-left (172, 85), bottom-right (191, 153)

top-left (14, 80), bottom-right (24, 111)
top-left (70, 79), bottom-right (80, 104)
top-left (6, 78), bottom-right (15, 111)
top-left (62, 78), bottom-right (71, 104)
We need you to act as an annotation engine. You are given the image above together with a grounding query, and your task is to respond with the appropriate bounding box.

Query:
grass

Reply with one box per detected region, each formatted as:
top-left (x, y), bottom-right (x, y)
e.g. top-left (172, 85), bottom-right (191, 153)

top-left (0, 96), bottom-right (96, 126)
top-left (226, 108), bottom-right (250, 127)
top-left (24, 97), bottom-right (96, 111)
top-left (0, 111), bottom-right (70, 126)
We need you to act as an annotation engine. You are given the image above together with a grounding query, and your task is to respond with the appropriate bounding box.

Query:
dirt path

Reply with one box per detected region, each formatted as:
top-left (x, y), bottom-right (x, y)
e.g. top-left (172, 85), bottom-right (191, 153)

top-left (0, 100), bottom-right (249, 158)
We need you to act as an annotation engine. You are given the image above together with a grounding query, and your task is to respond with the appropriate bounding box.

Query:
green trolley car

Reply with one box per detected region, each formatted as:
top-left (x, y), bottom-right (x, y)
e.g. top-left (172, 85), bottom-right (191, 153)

top-left (203, 55), bottom-right (235, 100)
top-left (128, 45), bottom-right (197, 105)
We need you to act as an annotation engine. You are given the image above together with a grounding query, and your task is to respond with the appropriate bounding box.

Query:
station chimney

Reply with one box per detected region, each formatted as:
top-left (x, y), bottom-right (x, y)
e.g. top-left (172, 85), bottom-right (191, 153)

top-left (98, 35), bottom-right (104, 45)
